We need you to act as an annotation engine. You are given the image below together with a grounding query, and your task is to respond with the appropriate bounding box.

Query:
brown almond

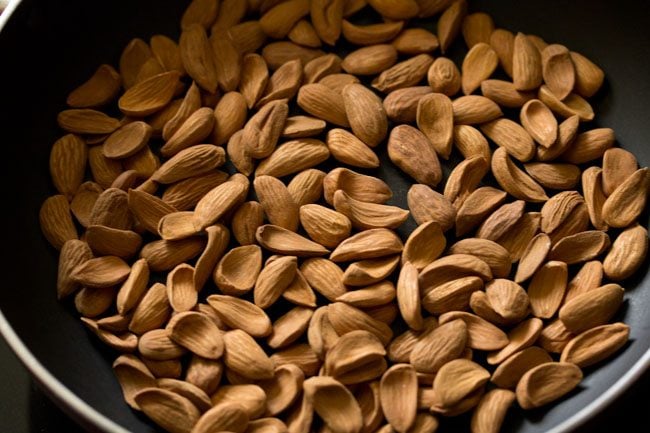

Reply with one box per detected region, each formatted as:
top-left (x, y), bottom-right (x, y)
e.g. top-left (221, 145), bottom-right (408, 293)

top-left (602, 167), bottom-right (650, 228)
top-left (433, 359), bottom-right (490, 408)
top-left (449, 239), bottom-right (512, 278)
top-left (461, 42), bottom-right (498, 95)
top-left (49, 134), bottom-right (88, 199)
top-left (323, 168), bottom-right (392, 204)
top-left (333, 190), bottom-right (409, 230)
top-left (303, 376), bottom-right (363, 433)
top-left (300, 204), bottom-right (352, 248)
top-left (341, 20), bottom-right (404, 45)
top-left (560, 323), bottom-right (630, 368)
top-left (480, 79), bottom-right (535, 108)
top-left (388, 125), bottom-right (443, 187)
top-left (515, 233), bottom-right (551, 283)
top-left (240, 53), bottom-right (270, 109)
top-left (427, 57), bottom-right (462, 96)
top-left (396, 262), bottom-right (424, 330)
top-left (223, 330), bottom-right (274, 380)
top-left (602, 147), bottom-right (638, 196)
top-left (471, 389), bottom-right (515, 433)
top-left (319, 73), bottom-right (360, 93)
top-left (283, 115), bottom-right (327, 139)
top-left (513, 32), bottom-right (542, 91)
top-left (303, 53), bottom-right (342, 84)
top-left (407, 184), bottom-right (456, 231)
top-left (484, 279), bottom-right (529, 322)
top-left (570, 51), bottom-right (605, 98)
top-left (489, 29), bottom-right (515, 77)
top-left (330, 228), bottom-right (403, 262)
top-left (452, 124), bottom-right (491, 162)
top-left (166, 264), bottom-right (197, 312)
top-left (422, 276), bottom-right (484, 315)
top-left (57, 109), bottom-right (120, 135)
top-left (214, 245), bottom-right (263, 295)
top-left (520, 99), bottom-right (557, 148)
top-left (193, 179), bottom-right (248, 230)
top-left (242, 100), bottom-right (289, 159)
top-left (444, 156), bottom-right (489, 207)
top-left (256, 138), bottom-right (330, 178)
top-left (257, 224), bottom-right (330, 257)
top-left (417, 93), bottom-right (454, 159)
top-left (40, 195), bottom-right (78, 250)
top-left (310, 0), bottom-right (344, 45)
top-left (151, 145), bottom-right (225, 184)
top-left (564, 260), bottom-right (603, 303)
top-left (133, 388), bottom-right (200, 433)
top-left (168, 311), bottom-right (224, 360)
top-left (438, 0), bottom-right (468, 53)
top-left (342, 83), bottom-right (388, 148)
top-left (380, 364), bottom-right (418, 432)
top-left (259, 364), bottom-right (305, 416)
top-left (402, 221), bottom-right (446, 270)
top-left (255, 256), bottom-right (298, 309)
top-left (383, 86), bottom-right (433, 123)
top-left (393, 28), bottom-right (439, 55)
top-left (297, 83), bottom-right (349, 126)
top-left (542, 44), bottom-right (575, 100)
top-left (140, 237), bottom-right (206, 272)
top-left (481, 118), bottom-right (535, 162)
top-left (289, 19), bottom-right (322, 48)
top-left (476, 201), bottom-right (525, 241)
top-left (559, 284), bottom-right (624, 333)
top-left (439, 312), bottom-right (508, 351)
top-left (118, 71), bottom-right (180, 116)
top-left (260, 0), bottom-right (310, 39)
top-left (491, 346), bottom-right (553, 389)
top-left (372, 54), bottom-right (434, 93)
top-left (603, 224), bottom-right (648, 281)
top-left (255, 176), bottom-right (300, 231)
top-left (452, 95), bottom-right (502, 124)
top-left (491, 147), bottom-right (549, 202)
top-left (341, 44), bottom-right (398, 76)
top-left (207, 295), bottom-right (272, 337)
top-left (410, 319), bottom-right (467, 373)
top-left (300, 258), bottom-right (347, 301)
top-left (549, 230), bottom-right (610, 264)
top-left (229, 21), bottom-right (268, 55)
top-left (326, 128), bottom-right (380, 169)
top-left (538, 85), bottom-right (594, 122)
top-left (455, 187), bottom-right (507, 237)
top-left (67, 64), bottom-right (121, 108)
top-left (516, 362), bottom-right (582, 409)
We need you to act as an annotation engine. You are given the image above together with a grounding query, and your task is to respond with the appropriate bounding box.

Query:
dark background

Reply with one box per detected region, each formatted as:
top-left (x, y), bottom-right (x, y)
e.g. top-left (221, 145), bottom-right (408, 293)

top-left (0, 0), bottom-right (649, 432)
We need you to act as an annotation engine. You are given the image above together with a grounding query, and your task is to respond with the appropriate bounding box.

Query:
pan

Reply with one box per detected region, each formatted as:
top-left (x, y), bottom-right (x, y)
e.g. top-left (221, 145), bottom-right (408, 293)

top-left (0, 0), bottom-right (648, 432)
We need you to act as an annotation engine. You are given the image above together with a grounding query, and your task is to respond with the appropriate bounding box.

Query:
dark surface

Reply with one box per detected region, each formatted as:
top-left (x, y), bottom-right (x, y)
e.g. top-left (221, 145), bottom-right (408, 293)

top-left (0, 0), bottom-right (648, 433)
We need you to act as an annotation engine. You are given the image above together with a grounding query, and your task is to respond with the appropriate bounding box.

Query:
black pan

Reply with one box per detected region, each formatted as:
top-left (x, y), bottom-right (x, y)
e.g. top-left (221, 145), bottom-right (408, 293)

top-left (0, 0), bottom-right (648, 432)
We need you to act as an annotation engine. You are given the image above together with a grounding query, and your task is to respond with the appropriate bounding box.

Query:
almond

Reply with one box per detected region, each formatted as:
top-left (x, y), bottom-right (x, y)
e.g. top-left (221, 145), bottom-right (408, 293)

top-left (257, 224), bottom-right (330, 257)
top-left (342, 83), bottom-right (388, 147)
top-left (560, 323), bottom-right (630, 368)
top-left (461, 42), bottom-right (498, 95)
top-left (513, 32), bottom-right (542, 90)
top-left (427, 57), bottom-right (462, 96)
top-left (407, 184), bottom-right (456, 231)
top-left (541, 44), bottom-right (575, 100)
top-left (372, 54), bottom-right (434, 93)
top-left (603, 224), bottom-right (648, 281)
top-left (559, 284), bottom-right (624, 333)
top-left (380, 364), bottom-right (418, 432)
top-left (256, 138), bottom-right (330, 178)
top-left (341, 21), bottom-right (404, 45)
top-left (602, 167), bottom-right (650, 228)
top-left (516, 362), bottom-right (582, 409)
top-left (417, 93), bottom-right (454, 159)
top-left (438, 0), bottom-right (467, 53)
top-left (341, 44), bottom-right (398, 76)
top-left (452, 95), bottom-right (502, 124)
top-left (388, 125), bottom-right (443, 187)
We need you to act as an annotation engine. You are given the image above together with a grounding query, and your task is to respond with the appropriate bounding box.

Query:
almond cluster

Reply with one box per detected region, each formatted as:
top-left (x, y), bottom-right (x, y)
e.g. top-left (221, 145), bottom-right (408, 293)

top-left (40, 1), bottom-right (648, 433)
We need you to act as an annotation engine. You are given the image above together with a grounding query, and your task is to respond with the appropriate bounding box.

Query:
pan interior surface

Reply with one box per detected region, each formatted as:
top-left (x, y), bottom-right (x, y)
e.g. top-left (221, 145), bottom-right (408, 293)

top-left (0, 1), bottom-right (648, 432)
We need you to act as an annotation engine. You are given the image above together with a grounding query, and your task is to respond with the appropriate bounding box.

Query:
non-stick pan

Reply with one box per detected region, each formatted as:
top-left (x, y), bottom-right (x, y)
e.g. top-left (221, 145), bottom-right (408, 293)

top-left (0, 0), bottom-right (648, 432)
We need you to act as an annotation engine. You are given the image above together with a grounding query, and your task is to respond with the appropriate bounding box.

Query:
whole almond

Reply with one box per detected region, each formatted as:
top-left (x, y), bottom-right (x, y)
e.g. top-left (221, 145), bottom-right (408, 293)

top-left (243, 100), bottom-right (289, 159)
top-left (455, 187), bottom-right (507, 237)
top-left (207, 295), bottom-right (272, 337)
top-left (326, 128), bottom-right (379, 169)
top-left (538, 85), bottom-right (594, 122)
top-left (603, 224), bottom-right (648, 281)
top-left (223, 330), bottom-right (275, 380)
top-left (452, 95), bottom-right (502, 124)
top-left (438, 0), bottom-right (468, 53)
top-left (490, 29), bottom-right (515, 77)
top-left (341, 21), bottom-right (404, 45)
top-left (342, 83), bottom-right (388, 147)
top-left (516, 362), bottom-right (582, 409)
top-left (256, 224), bottom-right (330, 257)
top-left (133, 388), bottom-right (200, 433)
top-left (341, 45), bottom-right (398, 76)
top-left (513, 32), bottom-right (542, 90)
top-left (427, 57), bottom-right (462, 96)
top-left (549, 230), bottom-right (610, 265)
top-left (491, 346), bottom-right (553, 389)
top-left (559, 284), bottom-right (624, 333)
top-left (388, 125), bottom-right (443, 187)
top-left (298, 83), bottom-right (349, 127)
top-left (288, 169), bottom-right (326, 206)
top-left (380, 364), bottom-right (418, 432)
top-left (372, 54), bottom-right (434, 93)
top-left (240, 53), bottom-right (270, 109)
top-left (402, 221), bottom-right (446, 270)
top-left (491, 147), bottom-right (549, 202)
top-left (407, 184), bottom-right (456, 231)
top-left (118, 71), bottom-right (181, 116)
top-left (481, 79), bottom-right (535, 108)
top-left (570, 51), bottom-right (605, 98)
top-left (542, 44), bottom-right (575, 100)
top-left (560, 323), bottom-right (630, 368)
top-left (471, 389), bottom-right (515, 433)
top-left (481, 118), bottom-right (535, 162)
top-left (324, 168), bottom-right (392, 204)
top-left (49, 134), bottom-right (88, 199)
top-left (417, 93), bottom-right (454, 159)
top-left (602, 167), bottom-right (650, 228)
top-left (310, 0), bottom-right (344, 45)
top-left (255, 256), bottom-right (298, 309)
top-left (461, 42), bottom-right (498, 95)
top-left (433, 359), bottom-right (490, 408)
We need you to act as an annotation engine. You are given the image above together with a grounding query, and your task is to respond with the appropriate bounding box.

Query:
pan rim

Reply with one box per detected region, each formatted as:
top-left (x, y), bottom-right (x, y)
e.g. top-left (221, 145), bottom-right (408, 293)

top-left (0, 0), bottom-right (648, 432)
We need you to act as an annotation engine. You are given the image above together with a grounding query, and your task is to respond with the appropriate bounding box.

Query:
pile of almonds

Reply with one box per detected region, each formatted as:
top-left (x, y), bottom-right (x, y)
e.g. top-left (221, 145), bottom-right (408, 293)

top-left (39, 0), bottom-right (649, 433)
